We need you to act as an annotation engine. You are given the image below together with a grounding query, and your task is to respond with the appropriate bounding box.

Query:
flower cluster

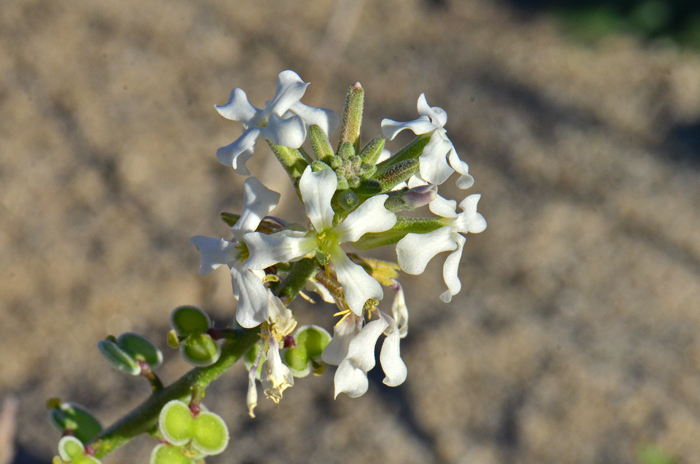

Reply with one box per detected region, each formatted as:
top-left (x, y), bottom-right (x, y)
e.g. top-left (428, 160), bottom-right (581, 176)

top-left (191, 71), bottom-right (487, 413)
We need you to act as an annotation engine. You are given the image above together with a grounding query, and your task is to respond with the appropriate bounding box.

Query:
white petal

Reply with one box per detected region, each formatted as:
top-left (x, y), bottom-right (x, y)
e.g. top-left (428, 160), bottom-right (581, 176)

top-left (390, 280), bottom-right (409, 338)
top-left (330, 246), bottom-right (384, 316)
top-left (380, 314), bottom-right (407, 387)
top-left (261, 338), bottom-right (294, 402)
top-left (416, 93), bottom-right (447, 128)
top-left (243, 230), bottom-right (318, 270)
top-left (246, 374), bottom-right (258, 418)
top-left (419, 132), bottom-right (454, 185)
top-left (334, 359), bottom-right (368, 398)
top-left (267, 70), bottom-right (308, 116)
top-left (322, 313), bottom-right (359, 365)
top-left (216, 128), bottom-right (260, 175)
top-left (381, 115), bottom-right (435, 140)
top-left (289, 102), bottom-right (340, 136)
top-left (189, 236), bottom-right (239, 275)
top-left (456, 194), bottom-right (487, 234)
top-left (305, 278), bottom-right (336, 304)
top-left (407, 174), bottom-right (428, 188)
top-left (429, 194), bottom-right (458, 219)
top-left (333, 195), bottom-right (396, 244)
top-left (396, 227), bottom-right (457, 275)
top-left (259, 113), bottom-right (306, 148)
top-left (448, 149), bottom-right (475, 189)
top-left (232, 177), bottom-right (281, 240)
top-left (345, 317), bottom-right (389, 372)
top-left (267, 290), bottom-right (296, 336)
top-left (441, 233), bottom-right (465, 303)
top-left (299, 166), bottom-right (336, 232)
top-left (230, 264), bottom-right (269, 328)
top-left (215, 88), bottom-right (258, 125)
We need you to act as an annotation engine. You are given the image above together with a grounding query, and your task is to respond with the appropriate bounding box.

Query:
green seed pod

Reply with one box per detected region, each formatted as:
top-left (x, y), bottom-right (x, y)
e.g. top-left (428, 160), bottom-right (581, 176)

top-left (336, 189), bottom-right (359, 211)
top-left (117, 333), bottom-right (163, 369)
top-left (337, 141), bottom-right (355, 161)
top-left (57, 436), bottom-right (101, 464)
top-left (180, 333), bottom-right (221, 367)
top-left (97, 338), bottom-right (140, 376)
top-left (284, 347), bottom-right (309, 373)
top-left (170, 306), bottom-right (211, 337)
top-left (159, 400), bottom-right (194, 447)
top-left (358, 137), bottom-right (385, 166)
top-left (150, 444), bottom-right (194, 464)
top-left (191, 411), bottom-right (230, 455)
top-left (297, 325), bottom-right (331, 360)
top-left (48, 402), bottom-right (103, 444)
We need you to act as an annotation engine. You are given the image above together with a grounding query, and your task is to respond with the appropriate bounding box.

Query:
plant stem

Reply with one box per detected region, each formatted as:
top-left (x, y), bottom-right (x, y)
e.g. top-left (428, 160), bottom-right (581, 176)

top-left (89, 327), bottom-right (260, 459)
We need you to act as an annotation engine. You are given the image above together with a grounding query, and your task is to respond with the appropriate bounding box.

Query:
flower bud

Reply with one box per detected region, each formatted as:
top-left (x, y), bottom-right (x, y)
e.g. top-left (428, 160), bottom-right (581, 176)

top-left (337, 141), bottom-right (355, 160)
top-left (339, 82), bottom-right (364, 152)
top-left (358, 137), bottom-right (385, 166)
top-left (402, 184), bottom-right (437, 208)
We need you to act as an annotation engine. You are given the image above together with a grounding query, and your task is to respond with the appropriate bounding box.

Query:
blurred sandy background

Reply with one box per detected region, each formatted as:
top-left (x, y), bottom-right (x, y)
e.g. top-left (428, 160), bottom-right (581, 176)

top-left (2, 0), bottom-right (700, 463)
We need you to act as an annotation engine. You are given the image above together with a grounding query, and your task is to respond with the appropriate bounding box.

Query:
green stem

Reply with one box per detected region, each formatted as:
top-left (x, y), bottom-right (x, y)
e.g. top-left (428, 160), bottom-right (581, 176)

top-left (89, 327), bottom-right (260, 459)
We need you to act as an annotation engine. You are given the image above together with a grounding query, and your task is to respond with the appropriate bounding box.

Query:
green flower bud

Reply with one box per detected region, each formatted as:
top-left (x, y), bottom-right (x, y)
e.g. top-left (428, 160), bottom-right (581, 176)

top-left (358, 137), bottom-right (385, 166)
top-left (329, 155), bottom-right (342, 169)
top-left (150, 444), bottom-right (194, 464)
top-left (309, 124), bottom-right (334, 162)
top-left (170, 306), bottom-right (211, 337)
top-left (336, 174), bottom-right (349, 191)
top-left (180, 333), bottom-right (221, 367)
top-left (310, 160), bottom-right (331, 172)
top-left (337, 141), bottom-right (355, 161)
top-left (348, 176), bottom-right (361, 189)
top-left (48, 401), bottom-right (103, 444)
top-left (375, 159), bottom-right (419, 192)
top-left (339, 82), bottom-right (364, 153)
top-left (97, 339), bottom-right (140, 376)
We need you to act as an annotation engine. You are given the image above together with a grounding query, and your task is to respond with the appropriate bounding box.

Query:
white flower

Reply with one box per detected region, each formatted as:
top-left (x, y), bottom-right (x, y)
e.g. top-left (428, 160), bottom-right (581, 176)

top-left (381, 94), bottom-right (474, 189)
top-left (244, 166), bottom-right (397, 316)
top-left (396, 194), bottom-right (486, 302)
top-left (323, 311), bottom-right (407, 398)
top-left (190, 177), bottom-right (280, 328)
top-left (215, 70), bottom-right (338, 175)
top-left (390, 280), bottom-right (409, 338)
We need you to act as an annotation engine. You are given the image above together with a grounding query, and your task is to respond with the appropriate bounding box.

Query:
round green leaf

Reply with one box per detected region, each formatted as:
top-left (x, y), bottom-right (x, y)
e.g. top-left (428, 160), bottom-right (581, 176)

top-left (49, 403), bottom-right (103, 444)
top-left (117, 333), bottom-right (163, 368)
top-left (97, 339), bottom-right (140, 376)
top-left (191, 411), bottom-right (229, 456)
top-left (150, 444), bottom-right (194, 464)
top-left (159, 400), bottom-right (194, 446)
top-left (58, 436), bottom-right (85, 462)
top-left (180, 333), bottom-right (221, 367)
top-left (170, 306), bottom-right (211, 337)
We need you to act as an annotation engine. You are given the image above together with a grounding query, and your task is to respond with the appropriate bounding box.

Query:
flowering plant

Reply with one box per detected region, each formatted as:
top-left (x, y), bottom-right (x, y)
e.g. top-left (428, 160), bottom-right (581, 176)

top-left (48, 71), bottom-right (486, 463)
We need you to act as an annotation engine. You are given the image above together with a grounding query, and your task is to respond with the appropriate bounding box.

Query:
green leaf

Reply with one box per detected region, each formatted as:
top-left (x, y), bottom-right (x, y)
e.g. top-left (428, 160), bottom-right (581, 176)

top-left (170, 306), bottom-right (211, 337)
top-left (159, 401), bottom-right (194, 446)
top-left (191, 412), bottom-right (229, 455)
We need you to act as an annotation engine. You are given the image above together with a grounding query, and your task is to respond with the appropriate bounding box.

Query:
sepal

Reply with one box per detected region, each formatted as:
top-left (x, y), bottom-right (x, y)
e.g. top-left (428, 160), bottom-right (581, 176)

top-left (352, 217), bottom-right (446, 250)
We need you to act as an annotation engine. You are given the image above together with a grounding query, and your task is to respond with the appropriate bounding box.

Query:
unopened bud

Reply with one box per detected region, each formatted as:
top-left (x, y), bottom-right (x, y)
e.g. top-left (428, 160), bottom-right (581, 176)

top-left (402, 184), bottom-right (438, 208)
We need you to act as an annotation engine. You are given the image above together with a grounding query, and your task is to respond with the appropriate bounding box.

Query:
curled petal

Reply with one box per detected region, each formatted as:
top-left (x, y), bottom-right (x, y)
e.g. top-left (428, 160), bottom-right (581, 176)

top-left (289, 102), bottom-right (339, 137)
top-left (448, 149), bottom-right (475, 189)
top-left (390, 280), bottom-right (409, 338)
top-left (322, 313), bottom-right (359, 365)
top-left (330, 246), bottom-right (384, 316)
top-left (216, 127), bottom-right (260, 175)
top-left (305, 278), bottom-right (336, 304)
top-left (402, 184), bottom-right (437, 209)
top-left (267, 290), bottom-right (296, 336)
top-left (345, 317), bottom-right (389, 372)
top-left (440, 234), bottom-right (466, 303)
top-left (259, 113), bottom-right (306, 149)
top-left (261, 338), bottom-right (294, 403)
top-left (267, 70), bottom-right (309, 116)
top-left (419, 132), bottom-right (454, 185)
top-left (456, 194), bottom-right (487, 234)
top-left (417, 93), bottom-right (447, 128)
top-left (334, 359), bottom-right (368, 398)
top-left (215, 88), bottom-right (258, 125)
top-left (299, 166), bottom-right (337, 232)
top-left (381, 116), bottom-right (435, 140)
top-left (333, 194), bottom-right (396, 244)
top-left (243, 230), bottom-right (318, 270)
top-left (396, 226), bottom-right (457, 275)
top-left (232, 177), bottom-right (281, 240)
top-left (230, 264), bottom-right (269, 328)
top-left (189, 236), bottom-right (239, 275)
top-left (246, 366), bottom-right (259, 418)
top-left (380, 314), bottom-right (407, 386)
top-left (429, 195), bottom-right (458, 219)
